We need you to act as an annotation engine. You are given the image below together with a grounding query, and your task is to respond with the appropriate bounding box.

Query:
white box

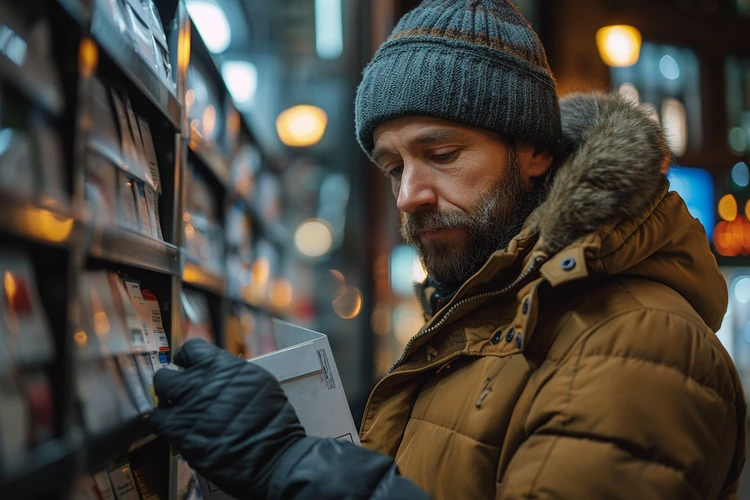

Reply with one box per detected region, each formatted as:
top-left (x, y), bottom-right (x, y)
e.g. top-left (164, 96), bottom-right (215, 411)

top-left (199, 320), bottom-right (359, 499)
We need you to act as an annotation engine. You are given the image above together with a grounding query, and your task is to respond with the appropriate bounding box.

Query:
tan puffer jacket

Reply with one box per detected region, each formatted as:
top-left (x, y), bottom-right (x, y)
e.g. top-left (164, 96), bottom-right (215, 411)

top-left (359, 93), bottom-right (747, 499)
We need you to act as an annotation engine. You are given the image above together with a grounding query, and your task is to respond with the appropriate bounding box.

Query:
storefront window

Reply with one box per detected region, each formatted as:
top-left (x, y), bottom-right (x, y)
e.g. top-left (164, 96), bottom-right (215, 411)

top-left (726, 56), bottom-right (750, 156)
top-left (610, 42), bottom-right (702, 158)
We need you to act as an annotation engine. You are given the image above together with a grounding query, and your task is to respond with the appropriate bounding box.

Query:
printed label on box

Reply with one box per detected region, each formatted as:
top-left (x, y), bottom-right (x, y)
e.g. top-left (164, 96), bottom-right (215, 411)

top-left (150, 351), bottom-right (169, 372)
top-left (93, 471), bottom-right (116, 500)
top-left (317, 349), bottom-right (336, 390)
top-left (108, 462), bottom-right (141, 500)
top-left (123, 281), bottom-right (169, 352)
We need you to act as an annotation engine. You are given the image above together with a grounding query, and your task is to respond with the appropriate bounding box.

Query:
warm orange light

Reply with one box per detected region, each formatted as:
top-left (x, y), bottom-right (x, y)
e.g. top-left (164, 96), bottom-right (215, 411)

top-left (714, 216), bottom-right (750, 257)
top-left (185, 223), bottom-right (195, 240)
top-left (178, 20), bottom-right (191, 73)
top-left (74, 330), bottom-right (88, 346)
top-left (269, 279), bottom-right (293, 310)
top-left (330, 270), bottom-right (346, 289)
top-left (185, 89), bottom-right (196, 108)
top-left (79, 37), bottom-right (98, 77)
top-left (719, 194), bottom-right (738, 222)
top-left (202, 105), bottom-right (217, 136)
top-left (252, 258), bottom-right (270, 285)
top-left (276, 105), bottom-right (328, 147)
top-left (23, 207), bottom-right (74, 243)
top-left (745, 199), bottom-right (750, 218)
top-left (596, 25), bottom-right (642, 67)
top-left (332, 285), bottom-right (363, 319)
top-left (93, 311), bottom-right (110, 336)
top-left (4, 272), bottom-right (17, 303)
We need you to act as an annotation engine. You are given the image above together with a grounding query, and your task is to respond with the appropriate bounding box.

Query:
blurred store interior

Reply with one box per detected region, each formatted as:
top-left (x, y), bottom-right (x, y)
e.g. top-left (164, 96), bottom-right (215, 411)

top-left (1, 0), bottom-right (750, 498)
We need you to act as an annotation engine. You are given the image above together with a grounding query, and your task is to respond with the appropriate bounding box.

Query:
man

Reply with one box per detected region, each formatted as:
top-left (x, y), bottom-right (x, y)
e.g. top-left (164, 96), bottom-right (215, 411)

top-left (151, 1), bottom-right (747, 498)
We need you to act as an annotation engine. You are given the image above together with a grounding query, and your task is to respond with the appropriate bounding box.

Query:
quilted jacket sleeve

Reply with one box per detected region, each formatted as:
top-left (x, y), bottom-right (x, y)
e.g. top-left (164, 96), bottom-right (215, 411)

top-left (496, 309), bottom-right (747, 500)
top-left (268, 437), bottom-right (430, 499)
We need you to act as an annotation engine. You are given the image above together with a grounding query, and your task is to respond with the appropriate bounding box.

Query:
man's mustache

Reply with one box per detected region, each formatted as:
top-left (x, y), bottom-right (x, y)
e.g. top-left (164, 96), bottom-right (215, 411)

top-left (401, 211), bottom-right (474, 240)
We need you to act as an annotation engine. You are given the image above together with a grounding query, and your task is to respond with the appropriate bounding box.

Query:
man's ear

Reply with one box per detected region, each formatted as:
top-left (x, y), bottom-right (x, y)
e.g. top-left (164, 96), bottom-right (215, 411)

top-left (517, 144), bottom-right (554, 188)
top-left (527, 148), bottom-right (554, 179)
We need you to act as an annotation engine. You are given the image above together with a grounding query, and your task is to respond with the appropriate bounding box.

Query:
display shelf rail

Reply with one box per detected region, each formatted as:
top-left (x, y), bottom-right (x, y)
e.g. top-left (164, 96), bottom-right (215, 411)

top-left (183, 261), bottom-right (226, 296)
top-left (90, 11), bottom-right (181, 130)
top-left (0, 193), bottom-right (80, 248)
top-left (89, 225), bottom-right (180, 275)
top-left (2, 434), bottom-right (80, 500)
top-left (188, 135), bottom-right (232, 190)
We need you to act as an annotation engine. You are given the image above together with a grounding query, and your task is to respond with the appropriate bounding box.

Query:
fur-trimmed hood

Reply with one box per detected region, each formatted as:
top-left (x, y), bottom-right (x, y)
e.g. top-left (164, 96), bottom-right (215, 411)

top-left (531, 92), bottom-right (672, 255)
top-left (525, 92), bottom-right (726, 330)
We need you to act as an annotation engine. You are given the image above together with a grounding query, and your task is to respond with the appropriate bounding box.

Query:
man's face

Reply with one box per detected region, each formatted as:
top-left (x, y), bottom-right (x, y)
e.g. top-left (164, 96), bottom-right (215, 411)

top-left (372, 116), bottom-right (550, 287)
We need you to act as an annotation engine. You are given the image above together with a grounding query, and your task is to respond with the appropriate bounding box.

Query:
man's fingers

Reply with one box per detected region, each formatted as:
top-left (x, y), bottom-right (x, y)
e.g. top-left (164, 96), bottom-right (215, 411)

top-left (173, 338), bottom-right (220, 368)
top-left (147, 407), bottom-right (179, 441)
top-left (154, 367), bottom-right (193, 405)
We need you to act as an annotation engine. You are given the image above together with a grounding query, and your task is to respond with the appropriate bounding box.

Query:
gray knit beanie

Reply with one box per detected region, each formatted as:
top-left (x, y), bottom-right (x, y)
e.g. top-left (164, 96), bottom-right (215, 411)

top-left (355, 0), bottom-right (561, 157)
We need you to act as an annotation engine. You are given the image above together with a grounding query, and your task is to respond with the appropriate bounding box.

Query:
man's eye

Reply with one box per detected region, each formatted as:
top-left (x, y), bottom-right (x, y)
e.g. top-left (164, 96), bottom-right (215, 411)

top-left (432, 150), bottom-right (457, 162)
top-left (386, 166), bottom-right (403, 178)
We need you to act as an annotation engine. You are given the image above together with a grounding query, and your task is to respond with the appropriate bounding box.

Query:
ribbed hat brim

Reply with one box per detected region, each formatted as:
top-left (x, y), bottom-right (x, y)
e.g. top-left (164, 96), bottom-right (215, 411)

top-left (355, 37), bottom-right (561, 157)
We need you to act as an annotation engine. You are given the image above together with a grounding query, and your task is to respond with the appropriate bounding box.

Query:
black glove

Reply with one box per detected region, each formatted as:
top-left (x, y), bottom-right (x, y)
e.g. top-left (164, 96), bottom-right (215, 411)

top-left (149, 339), bottom-right (306, 499)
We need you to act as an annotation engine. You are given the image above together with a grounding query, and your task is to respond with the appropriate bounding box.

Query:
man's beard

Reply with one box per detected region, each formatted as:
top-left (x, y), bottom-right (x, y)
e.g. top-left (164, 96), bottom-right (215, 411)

top-left (400, 151), bottom-right (546, 288)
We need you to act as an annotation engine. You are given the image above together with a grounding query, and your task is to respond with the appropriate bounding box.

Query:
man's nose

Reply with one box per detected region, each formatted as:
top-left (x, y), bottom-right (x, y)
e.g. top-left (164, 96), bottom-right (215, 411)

top-left (396, 165), bottom-right (438, 213)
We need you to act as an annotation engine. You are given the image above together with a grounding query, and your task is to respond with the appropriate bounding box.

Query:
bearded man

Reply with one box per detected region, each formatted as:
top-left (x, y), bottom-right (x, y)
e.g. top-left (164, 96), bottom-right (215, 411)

top-left (149, 1), bottom-right (747, 499)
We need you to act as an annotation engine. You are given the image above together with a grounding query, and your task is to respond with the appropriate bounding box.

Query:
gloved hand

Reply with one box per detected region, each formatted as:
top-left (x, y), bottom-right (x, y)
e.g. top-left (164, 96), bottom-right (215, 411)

top-left (149, 339), bottom-right (306, 499)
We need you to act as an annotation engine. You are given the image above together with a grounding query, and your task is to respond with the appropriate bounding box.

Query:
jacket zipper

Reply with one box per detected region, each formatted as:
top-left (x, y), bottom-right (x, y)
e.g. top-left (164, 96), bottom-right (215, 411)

top-left (359, 255), bottom-right (546, 441)
top-left (388, 255), bottom-right (546, 374)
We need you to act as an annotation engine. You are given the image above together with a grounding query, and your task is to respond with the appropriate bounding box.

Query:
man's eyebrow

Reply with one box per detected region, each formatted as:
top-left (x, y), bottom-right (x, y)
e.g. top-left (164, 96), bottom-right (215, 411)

top-left (411, 129), bottom-right (465, 146)
top-left (371, 129), bottom-right (465, 166)
top-left (370, 148), bottom-right (393, 167)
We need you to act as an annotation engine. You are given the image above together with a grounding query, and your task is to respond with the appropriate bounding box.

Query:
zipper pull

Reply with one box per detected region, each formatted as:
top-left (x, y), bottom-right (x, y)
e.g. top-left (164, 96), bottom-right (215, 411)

top-left (476, 378), bottom-right (493, 408)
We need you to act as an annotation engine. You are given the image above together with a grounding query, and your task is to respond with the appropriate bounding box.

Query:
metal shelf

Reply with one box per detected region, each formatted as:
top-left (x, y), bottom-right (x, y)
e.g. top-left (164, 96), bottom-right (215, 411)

top-left (0, 193), bottom-right (80, 248)
top-left (2, 434), bottom-right (80, 500)
top-left (90, 11), bottom-right (181, 130)
top-left (89, 225), bottom-right (180, 275)
top-left (188, 135), bottom-right (232, 190)
top-left (183, 261), bottom-right (226, 296)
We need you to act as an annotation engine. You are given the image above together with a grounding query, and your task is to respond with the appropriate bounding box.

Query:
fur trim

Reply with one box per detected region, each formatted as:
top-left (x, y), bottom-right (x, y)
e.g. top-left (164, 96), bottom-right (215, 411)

top-left (532, 92), bottom-right (673, 255)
